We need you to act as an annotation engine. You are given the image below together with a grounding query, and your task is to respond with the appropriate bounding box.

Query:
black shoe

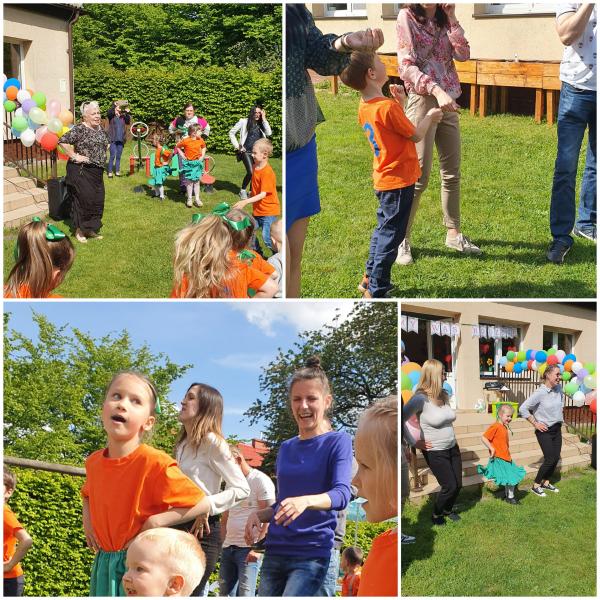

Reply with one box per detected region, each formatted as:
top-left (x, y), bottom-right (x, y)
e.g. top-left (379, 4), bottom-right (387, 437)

top-left (504, 497), bottom-right (519, 505)
top-left (573, 226), bottom-right (596, 243)
top-left (541, 482), bottom-right (559, 493)
top-left (431, 514), bottom-right (446, 526)
top-left (443, 511), bottom-right (461, 522)
top-left (546, 240), bottom-right (571, 264)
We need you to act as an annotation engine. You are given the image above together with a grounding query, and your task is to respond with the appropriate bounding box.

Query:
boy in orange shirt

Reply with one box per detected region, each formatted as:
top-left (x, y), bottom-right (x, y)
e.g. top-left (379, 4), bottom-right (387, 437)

top-left (4, 469), bottom-right (33, 597)
top-left (233, 138), bottom-right (280, 257)
top-left (340, 52), bottom-right (443, 297)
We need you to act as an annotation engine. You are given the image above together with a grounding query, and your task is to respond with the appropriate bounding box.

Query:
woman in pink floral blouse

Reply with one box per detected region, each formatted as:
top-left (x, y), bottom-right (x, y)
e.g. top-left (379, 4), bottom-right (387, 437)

top-left (395, 3), bottom-right (481, 265)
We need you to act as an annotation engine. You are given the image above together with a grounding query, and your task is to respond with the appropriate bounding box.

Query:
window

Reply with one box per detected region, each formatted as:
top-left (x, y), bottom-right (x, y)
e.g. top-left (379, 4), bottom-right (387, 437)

top-left (478, 322), bottom-right (521, 376)
top-left (402, 313), bottom-right (454, 374)
top-left (3, 42), bottom-right (23, 82)
top-left (324, 3), bottom-right (367, 17)
top-left (543, 329), bottom-right (574, 354)
top-left (482, 3), bottom-right (556, 16)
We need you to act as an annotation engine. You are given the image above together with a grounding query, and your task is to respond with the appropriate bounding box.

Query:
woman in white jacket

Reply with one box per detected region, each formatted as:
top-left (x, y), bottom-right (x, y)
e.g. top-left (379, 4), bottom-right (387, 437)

top-left (229, 105), bottom-right (272, 199)
top-left (174, 382), bottom-right (250, 596)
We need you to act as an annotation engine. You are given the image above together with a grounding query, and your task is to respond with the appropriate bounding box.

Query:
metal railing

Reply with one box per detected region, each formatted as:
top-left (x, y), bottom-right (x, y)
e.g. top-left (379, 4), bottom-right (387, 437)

top-left (4, 111), bottom-right (57, 186)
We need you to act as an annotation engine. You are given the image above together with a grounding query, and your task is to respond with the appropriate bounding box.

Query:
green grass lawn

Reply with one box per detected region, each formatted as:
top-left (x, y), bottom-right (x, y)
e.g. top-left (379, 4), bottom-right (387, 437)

top-left (401, 468), bottom-right (596, 596)
top-left (4, 143), bottom-right (281, 298)
top-left (302, 86), bottom-right (596, 298)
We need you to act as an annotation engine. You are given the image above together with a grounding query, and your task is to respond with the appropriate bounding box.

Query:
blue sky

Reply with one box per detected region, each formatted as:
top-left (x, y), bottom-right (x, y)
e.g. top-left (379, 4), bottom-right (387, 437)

top-left (4, 301), bottom-right (356, 440)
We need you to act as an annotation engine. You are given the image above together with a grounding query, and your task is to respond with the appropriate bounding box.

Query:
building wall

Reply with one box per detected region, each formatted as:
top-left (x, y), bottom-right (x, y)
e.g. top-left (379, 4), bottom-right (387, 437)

top-left (4, 6), bottom-right (72, 111)
top-left (402, 302), bottom-right (597, 410)
top-left (308, 3), bottom-right (564, 61)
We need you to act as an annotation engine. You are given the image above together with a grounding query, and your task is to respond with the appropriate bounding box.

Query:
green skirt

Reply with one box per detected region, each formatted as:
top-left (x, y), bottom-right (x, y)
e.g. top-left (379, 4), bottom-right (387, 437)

top-left (182, 158), bottom-right (204, 182)
top-left (90, 549), bottom-right (127, 597)
top-left (152, 164), bottom-right (172, 186)
top-left (477, 457), bottom-right (526, 486)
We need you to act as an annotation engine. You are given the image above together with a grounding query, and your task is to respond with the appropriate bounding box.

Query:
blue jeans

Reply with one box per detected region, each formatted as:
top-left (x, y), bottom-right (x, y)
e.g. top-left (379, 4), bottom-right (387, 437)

top-left (219, 546), bottom-right (261, 597)
top-left (256, 553), bottom-right (330, 597)
top-left (108, 141), bottom-right (124, 173)
top-left (366, 185), bottom-right (415, 297)
top-left (253, 215), bottom-right (278, 254)
top-left (315, 547), bottom-right (340, 596)
top-left (550, 82), bottom-right (597, 245)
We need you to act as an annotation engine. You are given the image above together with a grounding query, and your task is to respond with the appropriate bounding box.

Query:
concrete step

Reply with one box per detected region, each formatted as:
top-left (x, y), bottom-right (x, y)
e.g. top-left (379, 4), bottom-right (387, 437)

top-left (455, 427), bottom-right (535, 446)
top-left (4, 176), bottom-right (36, 194)
top-left (4, 202), bottom-right (49, 229)
top-left (454, 418), bottom-right (532, 434)
top-left (4, 188), bottom-right (49, 213)
top-left (3, 166), bottom-right (20, 178)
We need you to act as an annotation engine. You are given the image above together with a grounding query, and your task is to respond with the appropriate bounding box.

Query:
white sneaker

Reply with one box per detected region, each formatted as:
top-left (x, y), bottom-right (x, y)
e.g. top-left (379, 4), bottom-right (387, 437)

top-left (446, 233), bottom-right (482, 255)
top-left (239, 189), bottom-right (248, 200)
top-left (186, 198), bottom-right (193, 208)
top-left (194, 198), bottom-right (203, 207)
top-left (395, 239), bottom-right (413, 265)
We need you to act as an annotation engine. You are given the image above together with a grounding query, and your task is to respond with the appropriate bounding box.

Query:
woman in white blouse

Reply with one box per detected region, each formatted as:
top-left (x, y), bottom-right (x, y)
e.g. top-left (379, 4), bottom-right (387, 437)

top-left (174, 383), bottom-right (250, 596)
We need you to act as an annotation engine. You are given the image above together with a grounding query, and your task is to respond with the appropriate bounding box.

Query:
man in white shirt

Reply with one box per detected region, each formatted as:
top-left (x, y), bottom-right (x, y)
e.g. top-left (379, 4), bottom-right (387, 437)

top-left (219, 446), bottom-right (276, 596)
top-left (548, 3), bottom-right (597, 263)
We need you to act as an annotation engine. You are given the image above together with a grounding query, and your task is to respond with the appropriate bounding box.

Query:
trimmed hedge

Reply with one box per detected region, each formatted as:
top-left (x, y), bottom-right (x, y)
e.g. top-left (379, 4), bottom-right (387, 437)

top-left (74, 64), bottom-right (282, 155)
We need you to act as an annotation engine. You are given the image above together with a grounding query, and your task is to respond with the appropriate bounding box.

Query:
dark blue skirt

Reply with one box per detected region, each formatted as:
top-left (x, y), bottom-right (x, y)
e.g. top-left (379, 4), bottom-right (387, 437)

top-left (286, 135), bottom-right (321, 231)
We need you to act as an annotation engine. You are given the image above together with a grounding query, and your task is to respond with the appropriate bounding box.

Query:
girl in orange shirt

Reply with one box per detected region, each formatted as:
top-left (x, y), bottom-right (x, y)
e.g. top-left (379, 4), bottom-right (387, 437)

top-left (478, 404), bottom-right (526, 505)
top-left (81, 371), bottom-right (211, 596)
top-left (340, 546), bottom-right (363, 596)
top-left (353, 397), bottom-right (398, 597)
top-left (4, 218), bottom-right (74, 298)
top-left (175, 124), bottom-right (206, 208)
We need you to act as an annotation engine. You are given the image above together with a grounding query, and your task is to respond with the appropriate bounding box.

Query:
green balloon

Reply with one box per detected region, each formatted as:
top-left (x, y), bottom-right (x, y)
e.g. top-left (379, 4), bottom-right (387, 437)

top-left (4, 100), bottom-right (16, 112)
top-left (547, 347), bottom-right (556, 355)
top-left (517, 351), bottom-right (526, 362)
top-left (564, 381), bottom-right (578, 396)
top-left (506, 351), bottom-right (515, 361)
top-left (561, 372), bottom-right (572, 381)
top-left (32, 91), bottom-right (46, 107)
top-left (11, 116), bottom-right (28, 132)
top-left (584, 362), bottom-right (596, 375)
top-left (401, 374), bottom-right (412, 391)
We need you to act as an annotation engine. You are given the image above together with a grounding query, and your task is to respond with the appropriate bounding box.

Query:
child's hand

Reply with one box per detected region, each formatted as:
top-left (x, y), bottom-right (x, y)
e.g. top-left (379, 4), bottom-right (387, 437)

top-left (427, 108), bottom-right (444, 123)
top-left (489, 447), bottom-right (496, 458)
top-left (390, 84), bottom-right (406, 106)
top-left (189, 513), bottom-right (211, 540)
top-left (4, 559), bottom-right (13, 573)
top-left (233, 200), bottom-right (247, 210)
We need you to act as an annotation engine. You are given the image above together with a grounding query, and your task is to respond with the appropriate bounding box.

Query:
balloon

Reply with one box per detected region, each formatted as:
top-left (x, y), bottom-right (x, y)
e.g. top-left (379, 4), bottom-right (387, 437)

top-left (531, 360), bottom-right (538, 371)
top-left (442, 381), bottom-right (453, 396)
top-left (561, 371), bottom-right (572, 381)
top-left (47, 99), bottom-right (61, 117)
top-left (590, 397), bottom-right (596, 415)
top-left (16, 89), bottom-right (31, 103)
top-left (11, 127), bottom-right (21, 138)
top-left (563, 353), bottom-right (576, 364)
top-left (13, 107), bottom-right (24, 118)
top-left (520, 361), bottom-right (528, 371)
top-left (535, 351), bottom-right (547, 364)
top-left (61, 126), bottom-right (70, 135)
top-left (47, 117), bottom-right (63, 134)
top-left (401, 389), bottom-right (413, 404)
top-left (547, 347), bottom-right (556, 355)
top-left (517, 351), bottom-right (526, 362)
top-left (401, 374), bottom-right (412, 391)
top-left (506, 351), bottom-right (516, 361)
top-left (3, 99), bottom-right (16, 112)
top-left (31, 91), bottom-right (46, 107)
top-left (28, 106), bottom-right (47, 125)
top-left (505, 362), bottom-right (514, 373)
top-left (546, 355), bottom-right (559, 366)
top-left (405, 415), bottom-right (422, 442)
top-left (11, 115), bottom-right (28, 132)
top-left (555, 350), bottom-right (566, 362)
top-left (20, 128), bottom-right (35, 147)
top-left (401, 362), bottom-right (421, 375)
top-left (584, 362), bottom-right (596, 375)
top-left (21, 98), bottom-right (37, 114)
top-left (58, 109), bottom-right (74, 126)
top-left (3, 78), bottom-right (20, 91)
top-left (564, 359), bottom-right (574, 372)
top-left (39, 131), bottom-right (59, 152)
top-left (584, 375), bottom-right (596, 390)
top-left (2, 74), bottom-right (6, 83)
top-left (572, 391), bottom-right (586, 407)
top-left (513, 364), bottom-right (523, 374)
top-left (27, 118), bottom-right (41, 131)
top-left (401, 340), bottom-right (405, 352)
top-left (5, 86), bottom-right (18, 101)
top-left (538, 363), bottom-right (547, 376)
top-left (572, 361), bottom-right (583, 375)
top-left (499, 356), bottom-right (508, 367)
top-left (578, 369), bottom-right (589, 380)
top-left (526, 350), bottom-right (534, 361)
top-left (35, 125), bottom-right (48, 143)
top-left (527, 360), bottom-right (534, 370)
top-left (558, 364), bottom-right (564, 373)
top-left (408, 370), bottom-right (421, 386)
top-left (565, 381), bottom-right (579, 396)
top-left (585, 390), bottom-right (596, 406)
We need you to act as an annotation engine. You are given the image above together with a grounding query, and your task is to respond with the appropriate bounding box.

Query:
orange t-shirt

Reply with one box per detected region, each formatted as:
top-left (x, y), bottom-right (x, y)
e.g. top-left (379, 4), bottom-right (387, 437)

top-left (170, 252), bottom-right (269, 299)
top-left (176, 137), bottom-right (206, 161)
top-left (155, 145), bottom-right (172, 167)
top-left (251, 163), bottom-right (280, 217)
top-left (358, 97), bottom-right (421, 191)
top-left (4, 284), bottom-right (62, 299)
top-left (358, 529), bottom-right (397, 597)
top-left (483, 422), bottom-right (512, 462)
top-left (243, 251), bottom-right (275, 277)
top-left (81, 444), bottom-right (205, 552)
top-left (4, 504), bottom-right (24, 579)
top-left (342, 570), bottom-right (361, 596)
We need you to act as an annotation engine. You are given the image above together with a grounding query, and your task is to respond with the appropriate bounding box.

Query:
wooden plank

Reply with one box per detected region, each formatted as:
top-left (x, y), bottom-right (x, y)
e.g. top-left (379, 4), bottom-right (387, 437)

top-left (332, 75), bottom-right (339, 95)
top-left (479, 85), bottom-right (488, 117)
top-left (470, 84), bottom-right (478, 116)
top-left (546, 90), bottom-right (557, 125)
top-left (535, 88), bottom-right (544, 123)
top-left (500, 87), bottom-right (508, 113)
top-left (477, 73), bottom-right (543, 88)
top-left (491, 86), bottom-right (498, 114)
top-left (4, 455), bottom-right (86, 477)
top-left (477, 60), bottom-right (544, 76)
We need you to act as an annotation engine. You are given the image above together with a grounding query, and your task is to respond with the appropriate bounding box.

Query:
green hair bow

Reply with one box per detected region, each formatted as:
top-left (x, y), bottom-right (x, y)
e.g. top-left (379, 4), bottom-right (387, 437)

top-left (191, 202), bottom-right (252, 231)
top-left (14, 217), bottom-right (67, 261)
top-left (155, 397), bottom-right (162, 415)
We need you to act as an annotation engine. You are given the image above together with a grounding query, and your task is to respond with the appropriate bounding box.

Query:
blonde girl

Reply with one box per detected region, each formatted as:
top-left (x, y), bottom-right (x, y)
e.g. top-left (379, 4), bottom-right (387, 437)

top-left (81, 371), bottom-right (211, 596)
top-left (173, 383), bottom-right (250, 596)
top-left (4, 218), bottom-right (74, 298)
top-left (353, 396), bottom-right (398, 597)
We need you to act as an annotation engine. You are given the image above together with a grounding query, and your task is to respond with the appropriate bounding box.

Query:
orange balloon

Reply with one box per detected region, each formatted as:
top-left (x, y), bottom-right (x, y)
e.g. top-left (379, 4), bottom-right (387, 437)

top-left (401, 362), bottom-right (421, 375)
top-left (5, 86), bottom-right (18, 101)
top-left (402, 389), bottom-right (413, 404)
top-left (505, 362), bottom-right (514, 373)
top-left (564, 359), bottom-right (574, 372)
top-left (58, 109), bottom-right (74, 125)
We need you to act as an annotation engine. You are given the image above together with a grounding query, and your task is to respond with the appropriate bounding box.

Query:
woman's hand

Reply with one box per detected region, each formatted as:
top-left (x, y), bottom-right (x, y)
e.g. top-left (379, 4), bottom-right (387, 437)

top-left (274, 496), bottom-right (310, 526)
top-left (245, 550), bottom-right (261, 564)
top-left (415, 439), bottom-right (433, 451)
top-left (441, 4), bottom-right (457, 24)
top-left (72, 153), bottom-right (90, 164)
top-left (427, 107), bottom-right (444, 123)
top-left (432, 86), bottom-right (460, 112)
top-left (244, 512), bottom-right (262, 546)
top-left (189, 514), bottom-right (211, 540)
top-left (534, 421), bottom-right (549, 432)
top-left (345, 28), bottom-right (384, 52)
top-left (390, 84), bottom-right (406, 106)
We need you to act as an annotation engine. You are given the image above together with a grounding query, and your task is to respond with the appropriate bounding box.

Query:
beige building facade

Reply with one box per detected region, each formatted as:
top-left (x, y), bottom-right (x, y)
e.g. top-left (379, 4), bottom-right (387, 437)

top-left (309, 3), bottom-right (564, 61)
top-left (401, 302), bottom-right (597, 410)
top-left (3, 4), bottom-right (79, 112)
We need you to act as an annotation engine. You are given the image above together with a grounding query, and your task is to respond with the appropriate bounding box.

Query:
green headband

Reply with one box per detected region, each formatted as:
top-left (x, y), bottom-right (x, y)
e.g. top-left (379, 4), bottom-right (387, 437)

top-left (192, 202), bottom-right (252, 231)
top-left (14, 217), bottom-right (67, 261)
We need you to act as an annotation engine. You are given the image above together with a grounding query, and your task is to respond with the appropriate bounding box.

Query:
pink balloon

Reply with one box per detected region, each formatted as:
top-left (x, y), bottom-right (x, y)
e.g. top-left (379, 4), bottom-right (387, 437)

top-left (47, 99), bottom-right (61, 118)
top-left (585, 390), bottom-right (596, 406)
top-left (35, 125), bottom-right (48, 143)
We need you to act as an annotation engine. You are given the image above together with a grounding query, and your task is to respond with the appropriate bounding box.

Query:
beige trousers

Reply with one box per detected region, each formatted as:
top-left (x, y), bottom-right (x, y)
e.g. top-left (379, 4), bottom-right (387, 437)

top-left (404, 93), bottom-right (462, 238)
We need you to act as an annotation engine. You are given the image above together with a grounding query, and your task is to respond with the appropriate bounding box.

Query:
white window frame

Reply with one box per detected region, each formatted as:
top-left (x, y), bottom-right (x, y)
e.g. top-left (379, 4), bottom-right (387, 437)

top-left (483, 3), bottom-right (556, 15)
top-left (479, 322), bottom-right (522, 377)
top-left (543, 329), bottom-right (575, 354)
top-left (4, 41), bottom-right (25, 87)
top-left (324, 3), bottom-right (367, 17)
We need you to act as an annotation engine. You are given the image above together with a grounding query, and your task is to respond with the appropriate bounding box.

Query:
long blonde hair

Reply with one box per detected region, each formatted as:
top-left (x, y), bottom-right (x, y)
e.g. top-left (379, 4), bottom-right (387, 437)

top-left (173, 216), bottom-right (233, 298)
top-left (174, 383), bottom-right (225, 454)
top-left (416, 359), bottom-right (448, 406)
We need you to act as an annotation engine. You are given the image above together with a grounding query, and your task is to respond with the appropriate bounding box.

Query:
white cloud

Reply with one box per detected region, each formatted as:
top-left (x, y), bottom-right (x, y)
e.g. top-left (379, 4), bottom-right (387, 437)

top-left (231, 301), bottom-right (356, 337)
top-left (212, 353), bottom-right (271, 371)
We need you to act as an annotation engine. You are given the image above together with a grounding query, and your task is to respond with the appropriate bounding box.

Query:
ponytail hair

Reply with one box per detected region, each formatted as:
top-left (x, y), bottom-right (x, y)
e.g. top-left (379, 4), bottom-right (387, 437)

top-left (226, 208), bottom-right (257, 252)
top-left (6, 220), bottom-right (75, 298)
top-left (289, 355), bottom-right (332, 397)
top-left (173, 215), bottom-right (233, 298)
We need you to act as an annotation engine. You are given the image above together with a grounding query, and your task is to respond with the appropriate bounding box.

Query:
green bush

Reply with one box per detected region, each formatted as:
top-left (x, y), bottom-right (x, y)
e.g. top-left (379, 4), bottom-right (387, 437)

top-left (74, 64), bottom-right (282, 155)
top-left (343, 520), bottom-right (393, 557)
top-left (8, 468), bottom-right (92, 597)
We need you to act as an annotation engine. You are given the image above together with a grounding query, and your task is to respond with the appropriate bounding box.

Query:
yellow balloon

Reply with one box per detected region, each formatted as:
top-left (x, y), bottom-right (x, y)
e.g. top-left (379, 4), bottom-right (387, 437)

top-left (538, 363), bottom-right (547, 376)
top-left (401, 362), bottom-right (421, 375)
top-left (402, 389), bottom-right (413, 404)
top-left (61, 126), bottom-right (70, 135)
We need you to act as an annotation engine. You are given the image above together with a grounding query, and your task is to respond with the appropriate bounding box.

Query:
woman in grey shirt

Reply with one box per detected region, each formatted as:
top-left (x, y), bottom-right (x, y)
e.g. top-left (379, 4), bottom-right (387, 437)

top-left (403, 359), bottom-right (462, 525)
top-left (519, 364), bottom-right (564, 496)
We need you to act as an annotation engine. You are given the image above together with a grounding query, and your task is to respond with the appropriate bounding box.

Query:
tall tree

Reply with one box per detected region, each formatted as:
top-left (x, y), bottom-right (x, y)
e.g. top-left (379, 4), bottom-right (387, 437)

top-left (245, 303), bottom-right (398, 474)
top-left (3, 312), bottom-right (190, 465)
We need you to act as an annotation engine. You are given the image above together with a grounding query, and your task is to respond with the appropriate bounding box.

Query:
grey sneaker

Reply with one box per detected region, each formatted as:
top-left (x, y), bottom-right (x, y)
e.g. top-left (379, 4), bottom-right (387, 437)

top-left (573, 226), bottom-right (596, 243)
top-left (193, 198), bottom-right (203, 207)
top-left (186, 198), bottom-right (193, 208)
top-left (239, 189), bottom-right (248, 200)
top-left (446, 233), bottom-right (482, 255)
top-left (395, 239), bottom-right (413, 265)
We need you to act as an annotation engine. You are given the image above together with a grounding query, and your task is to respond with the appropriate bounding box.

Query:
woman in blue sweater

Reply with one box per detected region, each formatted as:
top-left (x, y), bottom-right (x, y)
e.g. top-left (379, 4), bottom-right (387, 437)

top-left (245, 356), bottom-right (352, 596)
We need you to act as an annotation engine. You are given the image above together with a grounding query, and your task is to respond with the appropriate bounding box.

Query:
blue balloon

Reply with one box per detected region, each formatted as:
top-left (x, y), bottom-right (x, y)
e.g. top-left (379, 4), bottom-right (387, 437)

top-left (499, 356), bottom-right (508, 366)
top-left (535, 351), bottom-right (547, 364)
top-left (11, 127), bottom-right (21, 138)
top-left (526, 350), bottom-right (534, 361)
top-left (3, 78), bottom-right (20, 92)
top-left (27, 118), bottom-right (40, 131)
top-left (443, 381), bottom-right (453, 396)
top-left (408, 370), bottom-right (420, 386)
top-left (520, 361), bottom-right (528, 371)
top-left (513, 364), bottom-right (523, 374)
top-left (563, 354), bottom-right (577, 364)
top-left (401, 340), bottom-right (405, 352)
top-left (558, 364), bottom-right (565, 373)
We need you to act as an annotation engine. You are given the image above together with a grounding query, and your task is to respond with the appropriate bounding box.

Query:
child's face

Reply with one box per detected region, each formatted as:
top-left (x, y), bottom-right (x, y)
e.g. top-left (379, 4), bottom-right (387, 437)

top-left (178, 385), bottom-right (200, 424)
top-left (353, 427), bottom-right (395, 522)
top-left (101, 374), bottom-right (155, 443)
top-left (499, 408), bottom-right (513, 425)
top-left (123, 538), bottom-right (181, 597)
top-left (290, 379), bottom-right (332, 437)
top-left (370, 55), bottom-right (388, 87)
top-left (252, 147), bottom-right (268, 165)
top-left (4, 484), bottom-right (14, 503)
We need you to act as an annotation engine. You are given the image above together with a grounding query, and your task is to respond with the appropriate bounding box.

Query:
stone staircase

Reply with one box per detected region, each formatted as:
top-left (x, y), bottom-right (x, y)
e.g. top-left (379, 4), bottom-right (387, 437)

top-left (4, 165), bottom-right (49, 228)
top-left (409, 411), bottom-right (592, 500)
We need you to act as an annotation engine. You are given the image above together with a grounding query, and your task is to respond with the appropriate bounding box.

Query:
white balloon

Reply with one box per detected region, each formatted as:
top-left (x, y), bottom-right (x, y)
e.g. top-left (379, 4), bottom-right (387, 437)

top-left (20, 128), bottom-right (35, 147)
top-left (14, 107), bottom-right (24, 118)
top-left (572, 361), bottom-right (583, 375)
top-left (2, 73), bottom-right (6, 83)
top-left (16, 89), bottom-right (31, 104)
top-left (572, 391), bottom-right (586, 407)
